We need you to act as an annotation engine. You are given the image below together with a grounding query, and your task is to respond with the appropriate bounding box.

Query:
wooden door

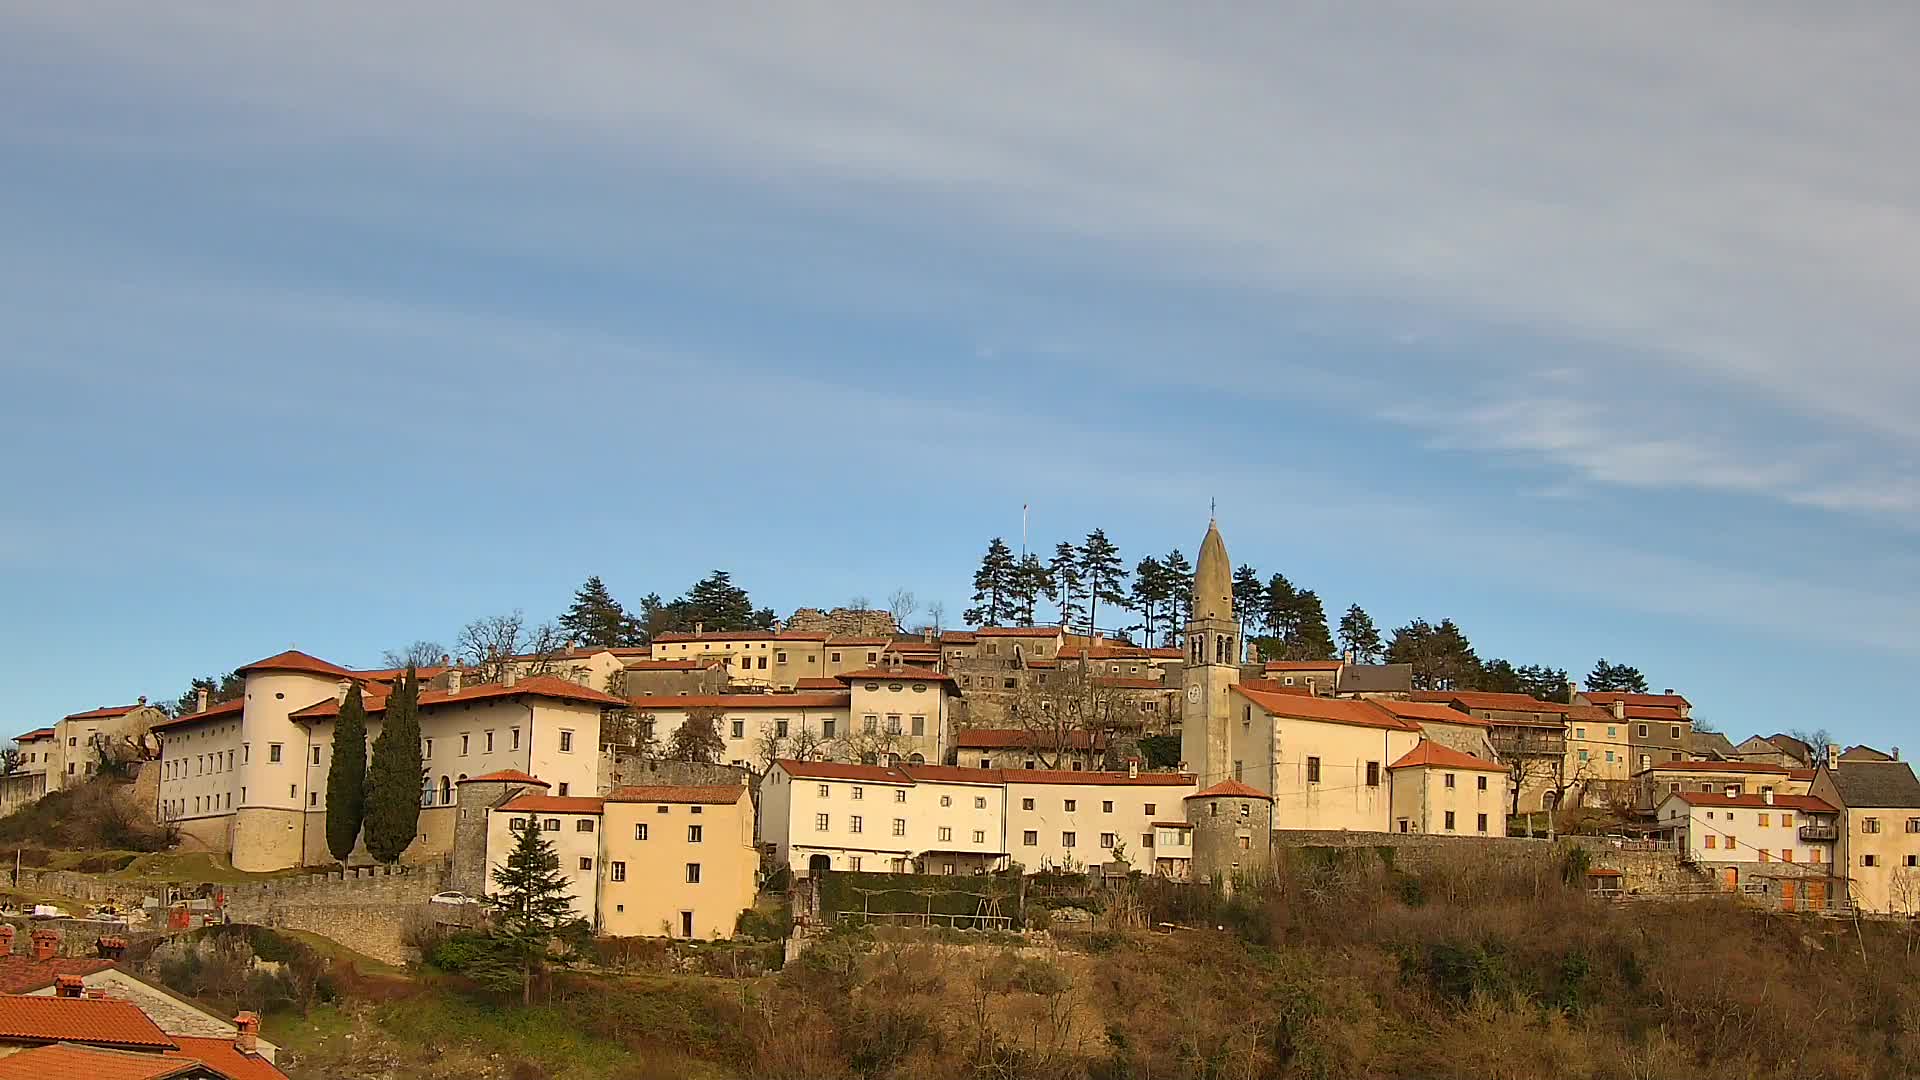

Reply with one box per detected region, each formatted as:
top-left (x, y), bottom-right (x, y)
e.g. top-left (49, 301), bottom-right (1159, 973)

top-left (1719, 867), bottom-right (1738, 892)
top-left (1805, 880), bottom-right (1827, 910)
top-left (1780, 880), bottom-right (1798, 911)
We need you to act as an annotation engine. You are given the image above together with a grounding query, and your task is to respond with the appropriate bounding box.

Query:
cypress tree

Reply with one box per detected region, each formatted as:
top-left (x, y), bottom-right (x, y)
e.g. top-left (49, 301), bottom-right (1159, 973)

top-left (364, 666), bottom-right (424, 863)
top-left (324, 683), bottom-right (370, 863)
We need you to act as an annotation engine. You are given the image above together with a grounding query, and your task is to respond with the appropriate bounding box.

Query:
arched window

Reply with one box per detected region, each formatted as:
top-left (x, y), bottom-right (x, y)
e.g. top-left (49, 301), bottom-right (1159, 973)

top-left (438, 775), bottom-right (452, 805)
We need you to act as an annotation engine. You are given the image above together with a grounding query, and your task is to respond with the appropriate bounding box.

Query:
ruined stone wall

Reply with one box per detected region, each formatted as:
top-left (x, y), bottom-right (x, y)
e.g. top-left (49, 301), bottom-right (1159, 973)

top-left (599, 757), bottom-right (751, 791)
top-left (783, 608), bottom-right (901, 636)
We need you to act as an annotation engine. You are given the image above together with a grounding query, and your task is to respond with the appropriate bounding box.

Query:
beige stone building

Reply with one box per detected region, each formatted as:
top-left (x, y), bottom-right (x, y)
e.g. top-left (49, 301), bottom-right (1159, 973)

top-left (623, 691), bottom-right (852, 769)
top-left (489, 792), bottom-right (606, 922)
top-left (1806, 751), bottom-right (1920, 915)
top-left (1630, 759), bottom-right (1795, 813)
top-left (1412, 691), bottom-right (1570, 812)
top-left (7, 701), bottom-right (167, 809)
top-left (1388, 741), bottom-right (1510, 836)
top-left (1229, 682), bottom-right (1424, 831)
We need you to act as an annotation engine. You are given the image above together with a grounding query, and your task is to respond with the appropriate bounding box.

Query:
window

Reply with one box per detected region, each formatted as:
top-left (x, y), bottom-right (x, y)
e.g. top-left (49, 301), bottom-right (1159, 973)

top-left (243, 743), bottom-right (250, 763)
top-left (822, 719), bottom-right (835, 738)
top-left (1907, 855), bottom-right (1918, 867)
top-left (849, 856), bottom-right (862, 871)
top-left (1476, 814), bottom-right (1488, 833)
top-left (1100, 833), bottom-right (1116, 848)
top-left (1233, 760), bottom-right (1243, 781)
top-left (894, 789), bottom-right (907, 803)
top-left (686, 863), bottom-right (702, 883)
top-left (911, 715), bottom-right (925, 736)
top-left (544, 818), bottom-right (560, 831)
top-left (1578, 750), bottom-right (1590, 762)
top-left (848, 816), bottom-right (862, 834)
top-left (831, 651), bottom-right (842, 663)
top-left (817, 784), bottom-right (831, 798)
top-left (579, 857), bottom-right (593, 871)
top-left (1023, 830), bottom-right (1038, 846)
top-left (1477, 775), bottom-right (1488, 791)
top-left (610, 862), bottom-right (626, 882)
top-left (1022, 798), bottom-right (1035, 811)
top-left (815, 813), bottom-right (830, 831)
top-left (1144, 803), bottom-right (1156, 816)
top-left (1064, 799), bottom-right (1077, 812)
top-left (485, 731), bottom-right (494, 752)
top-left (1862, 854), bottom-right (1879, 867)
top-left (691, 806), bottom-right (701, 814)
top-left (775, 720), bottom-right (789, 738)
top-left (461, 734), bottom-right (470, 756)
top-left (886, 716), bottom-right (902, 735)
top-left (1102, 800), bottom-right (1114, 813)
top-left (559, 730), bottom-right (573, 752)
top-left (975, 795), bottom-right (988, 809)
top-left (1365, 761), bottom-right (1380, 787)
top-left (1637, 724), bottom-right (1648, 738)
top-left (634, 823), bottom-right (649, 840)
top-left (1575, 727), bottom-right (1586, 740)
top-left (1143, 833), bottom-right (1155, 848)
top-left (311, 746), bottom-right (321, 765)
top-left (1811, 848), bottom-right (1823, 864)
top-left (1907, 818), bottom-right (1920, 834)
top-left (1444, 773), bottom-right (1456, 789)
top-left (851, 786), bottom-right (864, 801)
top-left (1444, 811), bottom-right (1456, 831)
top-left (557, 782), bottom-right (569, 796)
top-left (268, 743), bottom-right (282, 763)
top-left (776, 651), bottom-right (787, 664)
top-left (1306, 757), bottom-right (1321, 784)
top-left (863, 716), bottom-right (878, 734)
top-left (973, 829), bottom-right (986, 843)
top-left (576, 819), bottom-right (595, 833)
top-left (1062, 831), bottom-right (1076, 848)
top-left (512, 727), bottom-right (521, 749)
top-left (1605, 751), bottom-right (1615, 763)
top-left (309, 791), bottom-right (318, 807)
top-left (938, 826), bottom-right (952, 842)
top-left (1758, 813), bottom-right (1770, 827)
top-left (731, 720), bottom-right (745, 739)
top-left (689, 824), bottom-right (704, 842)
top-left (940, 794), bottom-right (952, 807)
top-left (1864, 818), bottom-right (1882, 834)
top-left (1781, 850), bottom-right (1794, 862)
top-left (892, 818), bottom-right (906, 836)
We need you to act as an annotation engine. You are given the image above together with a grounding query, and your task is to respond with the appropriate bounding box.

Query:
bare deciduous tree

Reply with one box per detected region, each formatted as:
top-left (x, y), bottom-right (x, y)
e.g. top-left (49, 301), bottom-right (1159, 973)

top-left (457, 610), bottom-right (572, 685)
top-left (382, 640), bottom-right (448, 670)
top-left (602, 709), bottom-right (660, 760)
top-left (1008, 663), bottom-right (1136, 769)
top-left (888, 588), bottom-right (917, 629)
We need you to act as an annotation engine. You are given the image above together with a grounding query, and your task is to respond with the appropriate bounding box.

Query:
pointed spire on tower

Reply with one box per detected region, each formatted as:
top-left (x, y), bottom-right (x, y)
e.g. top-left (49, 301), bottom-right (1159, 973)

top-left (1192, 518), bottom-right (1232, 623)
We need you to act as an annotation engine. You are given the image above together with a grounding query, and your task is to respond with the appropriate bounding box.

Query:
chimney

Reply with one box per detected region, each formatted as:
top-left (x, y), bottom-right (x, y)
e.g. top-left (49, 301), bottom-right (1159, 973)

top-left (440, 653), bottom-right (451, 668)
top-left (335, 680), bottom-right (351, 706)
top-left (0, 925), bottom-right (15, 954)
top-left (1894, 746), bottom-right (1902, 761)
top-left (504, 667), bottom-right (518, 688)
top-left (447, 669), bottom-right (463, 695)
top-left (53, 975), bottom-right (84, 998)
top-left (1343, 649), bottom-right (1356, 666)
top-left (1763, 789), bottom-right (1774, 805)
top-left (1610, 701), bottom-right (1625, 720)
top-left (1566, 680), bottom-right (1578, 701)
top-left (137, 695), bottom-right (147, 706)
top-left (1127, 758), bottom-right (1140, 779)
top-left (233, 1011), bottom-right (260, 1054)
top-left (197, 688), bottom-right (210, 714)
top-left (31, 929), bottom-right (59, 962)
top-left (694, 621), bottom-right (705, 637)
top-left (1826, 743), bottom-right (1841, 769)
top-left (95, 935), bottom-right (127, 960)
top-left (1663, 688), bottom-right (1675, 696)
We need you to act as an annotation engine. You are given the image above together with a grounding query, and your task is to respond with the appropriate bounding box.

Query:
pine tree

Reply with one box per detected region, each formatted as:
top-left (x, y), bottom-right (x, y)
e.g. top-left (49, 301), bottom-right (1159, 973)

top-left (1231, 565), bottom-right (1264, 630)
top-left (1263, 573), bottom-right (1299, 641)
top-left (1588, 659), bottom-right (1649, 693)
top-left (965, 538), bottom-right (1018, 626)
top-left (558, 575), bottom-right (643, 648)
top-left (675, 571), bottom-right (775, 632)
top-left (171, 671), bottom-right (244, 717)
top-left (1161, 549), bottom-right (1194, 640)
top-left (667, 709), bottom-right (726, 763)
top-left (1010, 554), bottom-right (1051, 627)
top-left (1289, 589), bottom-right (1335, 660)
top-left (487, 818), bottom-right (582, 1005)
top-left (1048, 542), bottom-right (1084, 629)
top-left (1077, 529), bottom-right (1127, 635)
top-left (1129, 556), bottom-right (1169, 645)
top-left (364, 667), bottom-right (424, 863)
top-left (1338, 604), bottom-right (1383, 663)
top-left (1387, 619), bottom-right (1482, 692)
top-left (324, 683), bottom-right (369, 863)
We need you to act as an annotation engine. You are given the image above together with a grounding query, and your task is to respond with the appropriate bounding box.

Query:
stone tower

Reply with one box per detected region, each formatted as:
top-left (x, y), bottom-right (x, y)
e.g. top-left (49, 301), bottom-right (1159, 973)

top-left (1185, 779), bottom-right (1274, 888)
top-left (1180, 519), bottom-right (1238, 787)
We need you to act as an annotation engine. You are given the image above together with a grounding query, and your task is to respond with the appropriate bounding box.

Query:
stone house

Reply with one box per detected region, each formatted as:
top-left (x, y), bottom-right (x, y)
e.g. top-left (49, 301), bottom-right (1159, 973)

top-left (1653, 790), bottom-right (1841, 909)
top-left (1410, 690), bottom-right (1570, 813)
top-left (1387, 740), bottom-right (1510, 837)
top-left (1806, 749), bottom-right (1920, 915)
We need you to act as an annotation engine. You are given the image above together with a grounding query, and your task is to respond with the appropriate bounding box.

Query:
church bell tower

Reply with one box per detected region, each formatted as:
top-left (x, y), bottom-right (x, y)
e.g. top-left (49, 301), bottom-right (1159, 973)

top-left (1180, 518), bottom-right (1239, 786)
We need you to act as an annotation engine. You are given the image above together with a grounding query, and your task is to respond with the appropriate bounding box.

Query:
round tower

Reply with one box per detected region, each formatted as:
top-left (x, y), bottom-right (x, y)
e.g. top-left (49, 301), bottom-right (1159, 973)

top-left (1184, 779), bottom-right (1273, 890)
top-left (231, 650), bottom-right (356, 872)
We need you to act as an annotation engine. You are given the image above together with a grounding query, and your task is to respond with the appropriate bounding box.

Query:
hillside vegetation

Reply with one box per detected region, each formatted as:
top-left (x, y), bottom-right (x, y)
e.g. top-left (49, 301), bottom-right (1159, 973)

top-left (262, 846), bottom-right (1918, 1080)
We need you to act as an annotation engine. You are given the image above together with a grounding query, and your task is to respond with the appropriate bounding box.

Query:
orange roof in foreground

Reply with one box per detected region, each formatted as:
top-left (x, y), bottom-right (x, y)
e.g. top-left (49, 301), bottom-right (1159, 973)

top-left (605, 785), bottom-right (746, 805)
top-left (457, 770), bottom-right (549, 787)
top-left (236, 649), bottom-right (355, 679)
top-left (0, 994), bottom-right (176, 1049)
top-left (1188, 779), bottom-right (1273, 801)
top-left (1668, 791), bottom-right (1836, 812)
top-left (498, 794), bottom-right (606, 814)
top-left (292, 676), bottom-right (625, 720)
top-left (1390, 741), bottom-right (1508, 772)
top-left (0, 1043), bottom-right (204, 1080)
top-left (1233, 684), bottom-right (1420, 731)
top-left (166, 1035), bottom-right (291, 1080)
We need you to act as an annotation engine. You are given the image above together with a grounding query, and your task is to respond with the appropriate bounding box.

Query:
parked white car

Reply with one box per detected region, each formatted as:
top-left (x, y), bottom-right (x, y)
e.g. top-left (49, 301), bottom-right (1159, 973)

top-left (429, 891), bottom-right (483, 906)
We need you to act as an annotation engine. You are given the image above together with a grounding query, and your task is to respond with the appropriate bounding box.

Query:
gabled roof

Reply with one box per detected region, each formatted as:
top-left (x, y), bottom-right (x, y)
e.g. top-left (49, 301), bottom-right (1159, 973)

top-left (1411, 690), bottom-right (1575, 716)
top-left (235, 650), bottom-right (354, 679)
top-left (1839, 745), bottom-right (1894, 762)
top-left (149, 698), bottom-right (245, 732)
top-left (1389, 741), bottom-right (1507, 772)
top-left (605, 785), bottom-right (746, 805)
top-left (1621, 705), bottom-right (1689, 721)
top-left (291, 676), bottom-right (625, 721)
top-left (1334, 663), bottom-right (1413, 694)
top-left (0, 955), bottom-right (116, 994)
top-left (456, 770), bottom-right (548, 787)
top-left (1370, 699), bottom-right (1490, 727)
top-left (349, 666), bottom-right (449, 684)
top-left (1059, 644), bottom-right (1182, 660)
top-left (970, 627), bottom-right (1065, 638)
top-left (1187, 779), bottom-right (1272, 801)
top-left (621, 658), bottom-right (722, 672)
top-left (1822, 760), bottom-right (1920, 808)
top-left (166, 1035), bottom-right (291, 1080)
top-left (1665, 791), bottom-right (1836, 812)
top-left (776, 760), bottom-right (912, 784)
top-left (624, 692), bottom-right (850, 711)
top-left (1008, 769), bottom-right (1194, 787)
top-left (1233, 684), bottom-right (1420, 732)
top-left (1586, 691), bottom-right (1691, 709)
top-left (0, 1044), bottom-right (206, 1080)
top-left (775, 759), bottom-right (1191, 788)
top-left (793, 677), bottom-right (843, 691)
top-left (498, 794), bottom-right (605, 815)
top-left (833, 665), bottom-right (957, 685)
top-left (938, 631), bottom-right (978, 644)
top-left (61, 705), bottom-right (146, 722)
top-left (0, 994), bottom-right (176, 1050)
top-left (13, 728), bottom-right (54, 743)
top-left (651, 630), bottom-right (828, 643)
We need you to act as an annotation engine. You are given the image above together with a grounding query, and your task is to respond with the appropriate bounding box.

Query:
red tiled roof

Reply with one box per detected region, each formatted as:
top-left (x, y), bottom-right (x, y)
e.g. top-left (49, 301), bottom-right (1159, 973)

top-left (938, 631), bottom-right (978, 644)
top-left (1263, 660), bottom-right (1342, 672)
top-left (1621, 705), bottom-right (1688, 721)
top-left (349, 666), bottom-right (449, 684)
top-left (605, 785), bottom-right (746, 805)
top-left (1390, 741), bottom-right (1507, 772)
top-left (498, 794), bottom-right (605, 814)
top-left (899, 764), bottom-right (1006, 785)
top-left (1188, 779), bottom-right (1272, 801)
top-left (776, 759), bottom-right (912, 784)
top-left (0, 1044), bottom-right (205, 1080)
top-left (1641, 760), bottom-right (1791, 774)
top-left (971, 627), bottom-right (1065, 638)
top-left (456, 770), bottom-right (548, 787)
top-left (166, 1035), bottom-right (291, 1080)
top-left (1788, 768), bottom-right (1817, 782)
top-left (793, 677), bottom-right (843, 691)
top-left (0, 956), bottom-right (116, 994)
top-left (1059, 645), bottom-right (1182, 660)
top-left (834, 665), bottom-right (957, 685)
top-left (236, 650), bottom-right (354, 679)
top-left (292, 676), bottom-right (625, 720)
top-left (625, 692), bottom-right (850, 711)
top-left (0, 994), bottom-right (176, 1049)
top-left (1563, 704), bottom-right (1617, 724)
top-left (1025, 658), bottom-right (1060, 669)
top-left (13, 728), bottom-right (54, 743)
top-left (828, 636), bottom-right (893, 647)
top-left (1236, 679), bottom-right (1315, 696)
top-left (621, 659), bottom-right (719, 671)
top-left (1233, 685), bottom-right (1421, 732)
top-left (150, 698), bottom-right (245, 732)
top-left (952, 728), bottom-right (1105, 751)
top-left (1667, 791), bottom-right (1836, 812)
top-left (885, 640), bottom-right (940, 652)
top-left (61, 705), bottom-right (144, 722)
top-left (1371, 699), bottom-right (1491, 727)
top-left (1006, 769), bottom-right (1195, 787)
top-left (1411, 690), bottom-right (1575, 715)
top-left (1586, 691), bottom-right (1691, 709)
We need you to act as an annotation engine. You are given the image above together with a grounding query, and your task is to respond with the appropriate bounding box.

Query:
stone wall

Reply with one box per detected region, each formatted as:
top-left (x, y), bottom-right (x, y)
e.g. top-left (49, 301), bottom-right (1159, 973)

top-left (9, 867), bottom-right (155, 908)
top-left (783, 608), bottom-right (901, 636)
top-left (1270, 829), bottom-right (1711, 897)
top-left (222, 863), bottom-right (445, 966)
top-left (600, 758), bottom-right (751, 791)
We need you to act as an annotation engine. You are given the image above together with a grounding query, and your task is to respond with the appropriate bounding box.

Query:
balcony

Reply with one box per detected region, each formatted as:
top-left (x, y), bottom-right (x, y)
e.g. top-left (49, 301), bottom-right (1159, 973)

top-left (1798, 824), bottom-right (1838, 842)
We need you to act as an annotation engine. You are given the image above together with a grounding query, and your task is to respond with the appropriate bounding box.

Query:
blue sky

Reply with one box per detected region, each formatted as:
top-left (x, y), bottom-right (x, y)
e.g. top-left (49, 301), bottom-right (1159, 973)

top-left (3, 5), bottom-right (1915, 748)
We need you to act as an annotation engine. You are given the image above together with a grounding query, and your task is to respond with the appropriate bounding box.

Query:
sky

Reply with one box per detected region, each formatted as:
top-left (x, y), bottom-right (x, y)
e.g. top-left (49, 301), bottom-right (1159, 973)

top-left (2, 4), bottom-right (1915, 749)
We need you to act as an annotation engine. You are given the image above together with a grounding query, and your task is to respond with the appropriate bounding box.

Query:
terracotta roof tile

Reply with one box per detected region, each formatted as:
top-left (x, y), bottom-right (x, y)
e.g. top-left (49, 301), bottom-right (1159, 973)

top-left (61, 705), bottom-right (144, 722)
top-left (1059, 645), bottom-right (1182, 660)
top-left (1371, 699), bottom-right (1492, 727)
top-left (1188, 779), bottom-right (1272, 801)
top-left (456, 770), bottom-right (549, 787)
top-left (827, 636), bottom-right (893, 647)
top-left (0, 1044), bottom-right (205, 1080)
top-left (833, 665), bottom-right (958, 684)
top-left (498, 795), bottom-right (605, 814)
top-left (621, 659), bottom-right (720, 671)
top-left (0, 956), bottom-right (116, 995)
top-left (1667, 791), bottom-right (1837, 812)
top-left (0, 995), bottom-right (175, 1050)
top-left (1641, 760), bottom-right (1791, 774)
top-left (292, 676), bottom-right (624, 721)
top-left (1389, 741), bottom-right (1508, 772)
top-left (793, 677), bottom-right (843, 691)
top-left (150, 698), bottom-right (245, 732)
top-left (970, 627), bottom-right (1065, 638)
top-left (938, 631), bottom-right (978, 644)
top-left (1233, 685), bottom-right (1420, 732)
top-left (651, 630), bottom-right (829, 643)
top-left (899, 764), bottom-right (1006, 785)
top-left (1006, 769), bottom-right (1195, 787)
top-left (604, 785), bottom-right (746, 805)
top-left (1262, 661), bottom-right (1342, 672)
top-left (166, 1035), bottom-right (291, 1080)
top-left (1586, 691), bottom-right (1691, 709)
top-left (625, 692), bottom-right (850, 711)
top-left (13, 728), bottom-right (55, 743)
top-left (776, 760), bottom-right (912, 784)
top-left (1620, 705), bottom-right (1688, 721)
top-left (236, 650), bottom-right (354, 679)
top-left (1411, 690), bottom-right (1576, 715)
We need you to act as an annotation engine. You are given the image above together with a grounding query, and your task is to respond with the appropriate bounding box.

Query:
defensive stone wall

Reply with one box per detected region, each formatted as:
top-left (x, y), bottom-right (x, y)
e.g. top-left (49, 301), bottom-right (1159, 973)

top-left (1271, 829), bottom-right (1711, 896)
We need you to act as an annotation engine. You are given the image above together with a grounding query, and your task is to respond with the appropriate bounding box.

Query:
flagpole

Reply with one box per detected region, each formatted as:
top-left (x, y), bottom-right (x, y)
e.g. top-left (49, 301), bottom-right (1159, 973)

top-left (1021, 503), bottom-right (1029, 558)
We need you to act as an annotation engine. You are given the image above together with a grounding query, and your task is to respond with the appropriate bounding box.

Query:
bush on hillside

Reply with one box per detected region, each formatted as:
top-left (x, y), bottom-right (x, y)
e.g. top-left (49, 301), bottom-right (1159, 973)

top-left (0, 777), bottom-right (175, 852)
